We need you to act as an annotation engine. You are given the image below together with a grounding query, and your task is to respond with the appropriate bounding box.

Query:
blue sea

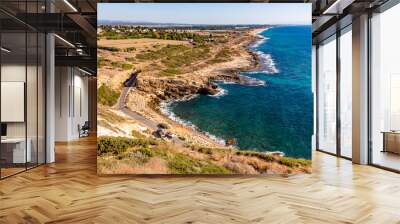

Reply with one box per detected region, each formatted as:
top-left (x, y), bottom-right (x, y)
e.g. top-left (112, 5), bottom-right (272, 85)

top-left (165, 26), bottom-right (312, 159)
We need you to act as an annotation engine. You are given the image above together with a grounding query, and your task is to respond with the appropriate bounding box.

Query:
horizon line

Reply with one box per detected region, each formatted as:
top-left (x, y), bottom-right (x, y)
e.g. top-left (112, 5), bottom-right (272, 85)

top-left (98, 20), bottom-right (311, 26)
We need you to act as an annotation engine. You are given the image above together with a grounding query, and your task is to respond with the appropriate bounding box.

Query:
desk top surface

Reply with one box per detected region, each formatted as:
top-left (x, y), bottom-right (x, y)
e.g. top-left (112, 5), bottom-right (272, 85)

top-left (1, 138), bottom-right (28, 143)
top-left (381, 131), bottom-right (400, 134)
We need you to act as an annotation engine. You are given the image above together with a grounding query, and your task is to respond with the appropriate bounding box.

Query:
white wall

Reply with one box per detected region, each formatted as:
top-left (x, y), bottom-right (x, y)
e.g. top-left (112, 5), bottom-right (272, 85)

top-left (1, 63), bottom-right (46, 164)
top-left (55, 66), bottom-right (70, 141)
top-left (54, 67), bottom-right (89, 141)
top-left (1, 65), bottom-right (37, 137)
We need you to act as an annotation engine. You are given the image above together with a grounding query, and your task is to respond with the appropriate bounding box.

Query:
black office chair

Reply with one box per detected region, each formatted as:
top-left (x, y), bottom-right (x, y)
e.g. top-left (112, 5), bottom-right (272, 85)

top-left (79, 121), bottom-right (90, 138)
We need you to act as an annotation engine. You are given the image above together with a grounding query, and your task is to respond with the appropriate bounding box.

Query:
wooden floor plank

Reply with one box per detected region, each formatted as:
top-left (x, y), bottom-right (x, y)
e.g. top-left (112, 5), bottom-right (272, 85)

top-left (0, 136), bottom-right (399, 223)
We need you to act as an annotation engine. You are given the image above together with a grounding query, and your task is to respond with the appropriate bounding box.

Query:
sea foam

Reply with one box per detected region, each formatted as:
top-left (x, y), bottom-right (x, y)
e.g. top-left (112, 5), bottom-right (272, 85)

top-left (249, 28), bottom-right (279, 74)
top-left (209, 87), bottom-right (228, 98)
top-left (257, 51), bottom-right (279, 74)
top-left (160, 101), bottom-right (226, 145)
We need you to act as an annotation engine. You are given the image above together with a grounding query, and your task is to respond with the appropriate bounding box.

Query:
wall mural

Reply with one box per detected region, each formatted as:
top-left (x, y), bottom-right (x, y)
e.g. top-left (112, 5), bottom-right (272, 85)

top-left (97, 3), bottom-right (313, 175)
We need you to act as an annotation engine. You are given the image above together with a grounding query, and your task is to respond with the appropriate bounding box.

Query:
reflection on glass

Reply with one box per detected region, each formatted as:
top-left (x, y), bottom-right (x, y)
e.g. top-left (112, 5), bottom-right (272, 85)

top-left (38, 33), bottom-right (46, 165)
top-left (371, 3), bottom-right (400, 171)
top-left (318, 36), bottom-right (337, 154)
top-left (1, 31), bottom-right (27, 177)
top-left (340, 28), bottom-right (352, 158)
top-left (27, 31), bottom-right (38, 169)
top-left (0, 0), bottom-right (47, 179)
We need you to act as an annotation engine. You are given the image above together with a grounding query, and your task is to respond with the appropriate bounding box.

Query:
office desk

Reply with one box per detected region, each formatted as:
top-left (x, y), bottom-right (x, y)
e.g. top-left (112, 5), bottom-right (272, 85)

top-left (1, 138), bottom-right (31, 163)
top-left (382, 131), bottom-right (400, 154)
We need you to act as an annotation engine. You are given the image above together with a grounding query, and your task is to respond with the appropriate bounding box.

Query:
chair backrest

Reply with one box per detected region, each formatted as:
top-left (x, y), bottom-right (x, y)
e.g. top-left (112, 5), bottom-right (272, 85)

top-left (82, 121), bottom-right (90, 129)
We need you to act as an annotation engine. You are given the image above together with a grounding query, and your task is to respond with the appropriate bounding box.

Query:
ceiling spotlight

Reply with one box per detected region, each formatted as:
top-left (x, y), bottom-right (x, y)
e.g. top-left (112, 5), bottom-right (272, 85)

top-left (78, 67), bottom-right (92, 76)
top-left (1, 47), bottom-right (11, 53)
top-left (322, 0), bottom-right (355, 15)
top-left (76, 49), bottom-right (84, 55)
top-left (63, 0), bottom-right (78, 12)
top-left (54, 34), bottom-right (75, 48)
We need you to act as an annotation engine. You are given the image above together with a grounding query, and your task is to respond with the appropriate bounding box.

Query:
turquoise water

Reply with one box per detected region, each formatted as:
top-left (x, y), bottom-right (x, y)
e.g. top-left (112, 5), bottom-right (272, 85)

top-left (167, 26), bottom-right (312, 159)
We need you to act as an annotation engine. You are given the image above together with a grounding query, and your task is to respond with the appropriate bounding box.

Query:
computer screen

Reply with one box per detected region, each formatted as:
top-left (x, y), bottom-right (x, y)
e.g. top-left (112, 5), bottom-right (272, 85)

top-left (1, 123), bottom-right (7, 137)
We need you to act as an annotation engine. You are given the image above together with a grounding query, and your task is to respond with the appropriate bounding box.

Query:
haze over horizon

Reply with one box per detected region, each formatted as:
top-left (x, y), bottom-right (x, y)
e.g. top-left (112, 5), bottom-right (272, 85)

top-left (98, 3), bottom-right (311, 25)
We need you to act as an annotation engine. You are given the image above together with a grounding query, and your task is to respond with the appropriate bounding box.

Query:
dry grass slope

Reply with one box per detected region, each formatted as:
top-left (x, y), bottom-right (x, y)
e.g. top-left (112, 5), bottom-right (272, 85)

top-left (97, 136), bottom-right (311, 175)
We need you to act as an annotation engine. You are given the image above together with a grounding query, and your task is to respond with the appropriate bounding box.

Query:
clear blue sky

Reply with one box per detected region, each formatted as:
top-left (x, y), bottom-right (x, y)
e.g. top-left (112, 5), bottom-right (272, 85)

top-left (98, 3), bottom-right (311, 25)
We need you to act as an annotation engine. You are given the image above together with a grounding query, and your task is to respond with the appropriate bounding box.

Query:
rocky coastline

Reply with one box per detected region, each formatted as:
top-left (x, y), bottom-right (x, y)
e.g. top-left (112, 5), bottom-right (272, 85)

top-left (97, 27), bottom-right (313, 174)
top-left (134, 29), bottom-right (264, 108)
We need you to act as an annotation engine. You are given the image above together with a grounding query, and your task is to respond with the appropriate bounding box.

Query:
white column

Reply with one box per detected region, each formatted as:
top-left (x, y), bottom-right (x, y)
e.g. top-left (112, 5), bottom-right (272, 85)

top-left (352, 14), bottom-right (369, 164)
top-left (312, 45), bottom-right (317, 151)
top-left (46, 33), bottom-right (55, 163)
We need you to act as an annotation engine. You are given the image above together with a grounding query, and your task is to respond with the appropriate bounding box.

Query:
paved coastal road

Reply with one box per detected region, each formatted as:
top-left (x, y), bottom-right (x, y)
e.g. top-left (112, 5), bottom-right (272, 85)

top-left (117, 72), bottom-right (158, 130)
top-left (117, 72), bottom-right (183, 145)
top-left (118, 87), bottom-right (158, 130)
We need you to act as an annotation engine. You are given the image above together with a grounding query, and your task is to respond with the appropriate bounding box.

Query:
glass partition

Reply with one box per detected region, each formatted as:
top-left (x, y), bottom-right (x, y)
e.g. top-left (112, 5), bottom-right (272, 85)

top-left (0, 2), bottom-right (46, 179)
top-left (27, 31), bottom-right (38, 169)
top-left (1, 30), bottom-right (28, 177)
top-left (339, 27), bottom-right (352, 158)
top-left (317, 35), bottom-right (337, 154)
top-left (370, 3), bottom-right (400, 171)
top-left (38, 32), bottom-right (45, 165)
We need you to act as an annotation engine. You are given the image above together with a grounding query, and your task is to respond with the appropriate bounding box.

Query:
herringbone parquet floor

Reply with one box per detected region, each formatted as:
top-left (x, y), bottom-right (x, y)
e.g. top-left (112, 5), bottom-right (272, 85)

top-left (1, 136), bottom-right (400, 224)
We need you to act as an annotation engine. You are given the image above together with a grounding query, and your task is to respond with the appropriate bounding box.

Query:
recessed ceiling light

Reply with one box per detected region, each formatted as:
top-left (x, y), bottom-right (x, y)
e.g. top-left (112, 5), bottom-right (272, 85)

top-left (63, 0), bottom-right (78, 12)
top-left (322, 0), bottom-right (355, 15)
top-left (54, 34), bottom-right (75, 48)
top-left (1, 47), bottom-right (11, 53)
top-left (78, 67), bottom-right (92, 76)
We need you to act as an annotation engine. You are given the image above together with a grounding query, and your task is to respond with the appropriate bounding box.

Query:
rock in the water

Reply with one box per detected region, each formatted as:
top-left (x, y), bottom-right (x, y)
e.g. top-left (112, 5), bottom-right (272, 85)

top-left (197, 86), bottom-right (219, 95)
top-left (226, 139), bottom-right (237, 146)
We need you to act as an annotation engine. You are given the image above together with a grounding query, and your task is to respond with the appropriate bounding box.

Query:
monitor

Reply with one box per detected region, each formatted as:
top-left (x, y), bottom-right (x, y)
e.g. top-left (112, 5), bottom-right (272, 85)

top-left (1, 123), bottom-right (7, 137)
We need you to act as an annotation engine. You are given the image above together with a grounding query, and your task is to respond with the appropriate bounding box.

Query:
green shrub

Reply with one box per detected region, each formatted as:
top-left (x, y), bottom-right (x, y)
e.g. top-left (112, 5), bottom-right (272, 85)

top-left (136, 148), bottom-right (154, 158)
top-left (125, 47), bottom-right (136, 52)
top-left (208, 47), bottom-right (232, 64)
top-left (235, 150), bottom-right (276, 162)
top-left (130, 148), bottom-right (155, 164)
top-left (196, 147), bottom-right (214, 155)
top-left (97, 84), bottom-right (120, 106)
top-left (157, 123), bottom-right (169, 129)
top-left (168, 154), bottom-right (231, 174)
top-left (131, 130), bottom-right (146, 139)
top-left (278, 157), bottom-right (311, 168)
top-left (168, 154), bottom-right (199, 174)
top-left (121, 63), bottom-right (133, 70)
top-left (98, 46), bottom-right (120, 52)
top-left (125, 57), bottom-right (136, 62)
top-left (110, 61), bottom-right (134, 70)
top-left (97, 136), bottom-right (134, 155)
top-left (136, 51), bottom-right (160, 61)
top-left (160, 68), bottom-right (182, 76)
top-left (201, 163), bottom-right (231, 174)
top-left (97, 136), bottom-right (158, 156)
top-left (97, 57), bottom-right (109, 68)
